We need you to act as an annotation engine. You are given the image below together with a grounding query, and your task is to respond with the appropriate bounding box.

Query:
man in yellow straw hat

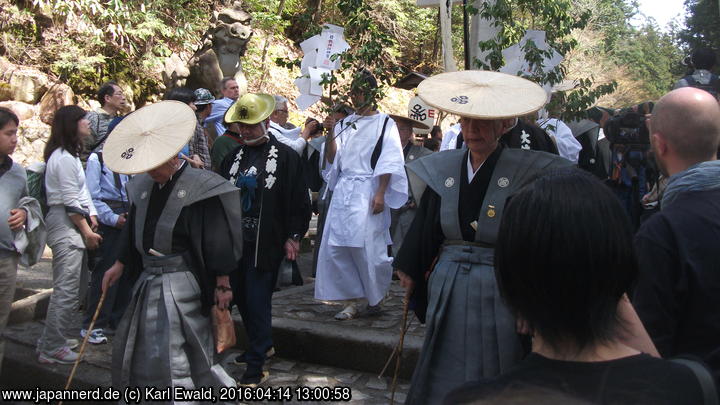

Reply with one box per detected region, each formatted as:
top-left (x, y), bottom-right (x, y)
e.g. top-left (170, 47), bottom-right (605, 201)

top-left (388, 114), bottom-right (433, 257)
top-left (101, 100), bottom-right (243, 394)
top-left (393, 70), bottom-right (572, 404)
top-left (217, 93), bottom-right (311, 386)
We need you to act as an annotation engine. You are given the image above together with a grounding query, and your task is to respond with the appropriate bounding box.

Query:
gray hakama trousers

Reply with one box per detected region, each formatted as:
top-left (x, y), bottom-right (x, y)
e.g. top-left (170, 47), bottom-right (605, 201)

top-left (113, 255), bottom-right (234, 403)
top-left (405, 244), bottom-right (523, 405)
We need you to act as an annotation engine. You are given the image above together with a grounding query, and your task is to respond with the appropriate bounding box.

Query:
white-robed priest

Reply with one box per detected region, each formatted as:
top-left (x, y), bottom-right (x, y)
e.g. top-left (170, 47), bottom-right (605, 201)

top-left (314, 70), bottom-right (408, 320)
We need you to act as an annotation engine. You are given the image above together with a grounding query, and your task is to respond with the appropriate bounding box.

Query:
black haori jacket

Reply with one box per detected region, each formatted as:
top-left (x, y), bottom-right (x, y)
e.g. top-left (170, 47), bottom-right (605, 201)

top-left (218, 134), bottom-right (311, 273)
top-left (119, 165), bottom-right (244, 315)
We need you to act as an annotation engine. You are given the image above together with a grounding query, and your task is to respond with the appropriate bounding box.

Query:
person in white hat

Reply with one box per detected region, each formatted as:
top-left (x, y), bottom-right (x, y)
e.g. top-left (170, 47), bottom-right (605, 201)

top-left (216, 93), bottom-right (311, 386)
top-left (393, 70), bottom-right (573, 404)
top-left (388, 114), bottom-right (433, 257)
top-left (101, 100), bottom-right (243, 392)
top-left (314, 70), bottom-right (409, 321)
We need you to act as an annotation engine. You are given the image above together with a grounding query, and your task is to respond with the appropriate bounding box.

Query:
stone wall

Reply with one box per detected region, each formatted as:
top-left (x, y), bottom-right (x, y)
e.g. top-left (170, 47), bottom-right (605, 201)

top-left (0, 57), bottom-right (80, 166)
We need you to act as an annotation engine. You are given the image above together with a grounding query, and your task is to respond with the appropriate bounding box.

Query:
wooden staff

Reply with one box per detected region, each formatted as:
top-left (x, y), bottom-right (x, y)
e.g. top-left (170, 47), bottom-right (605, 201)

top-left (60, 290), bottom-right (107, 404)
top-left (389, 290), bottom-right (412, 405)
top-left (379, 312), bottom-right (413, 378)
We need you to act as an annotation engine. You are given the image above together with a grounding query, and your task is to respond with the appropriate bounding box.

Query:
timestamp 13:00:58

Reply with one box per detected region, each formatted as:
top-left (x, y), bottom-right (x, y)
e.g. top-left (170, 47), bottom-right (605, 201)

top-left (218, 386), bottom-right (352, 402)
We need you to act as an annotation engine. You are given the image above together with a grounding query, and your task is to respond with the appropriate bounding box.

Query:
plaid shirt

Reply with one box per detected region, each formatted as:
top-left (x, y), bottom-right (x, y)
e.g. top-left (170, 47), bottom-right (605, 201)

top-left (189, 121), bottom-right (211, 170)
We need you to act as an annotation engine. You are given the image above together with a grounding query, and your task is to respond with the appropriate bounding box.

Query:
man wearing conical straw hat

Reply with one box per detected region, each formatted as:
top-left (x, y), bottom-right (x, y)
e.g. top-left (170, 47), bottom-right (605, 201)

top-left (393, 71), bottom-right (573, 404)
top-left (100, 100), bottom-right (243, 394)
top-left (216, 93), bottom-right (311, 386)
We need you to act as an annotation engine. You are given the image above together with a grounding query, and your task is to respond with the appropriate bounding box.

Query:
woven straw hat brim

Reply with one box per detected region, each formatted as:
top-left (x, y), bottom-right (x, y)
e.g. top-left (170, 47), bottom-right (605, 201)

top-left (224, 93), bottom-right (276, 125)
top-left (389, 114), bottom-right (431, 130)
top-left (417, 70), bottom-right (547, 119)
top-left (103, 101), bottom-right (197, 175)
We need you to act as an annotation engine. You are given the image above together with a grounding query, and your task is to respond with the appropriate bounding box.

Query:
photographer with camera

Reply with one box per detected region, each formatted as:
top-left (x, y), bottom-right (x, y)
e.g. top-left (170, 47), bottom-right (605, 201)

top-left (267, 95), bottom-right (321, 156)
top-left (604, 102), bottom-right (655, 229)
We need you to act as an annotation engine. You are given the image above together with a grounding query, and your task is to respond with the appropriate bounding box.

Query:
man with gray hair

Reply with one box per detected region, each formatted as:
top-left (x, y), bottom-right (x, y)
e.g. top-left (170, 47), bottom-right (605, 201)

top-left (633, 87), bottom-right (720, 386)
top-left (270, 95), bottom-right (296, 129)
top-left (267, 95), bottom-right (319, 155)
top-left (205, 77), bottom-right (241, 138)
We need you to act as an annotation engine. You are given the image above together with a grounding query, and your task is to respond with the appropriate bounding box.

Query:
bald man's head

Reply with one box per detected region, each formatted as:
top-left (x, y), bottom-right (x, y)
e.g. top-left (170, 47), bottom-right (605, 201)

top-left (650, 87), bottom-right (720, 165)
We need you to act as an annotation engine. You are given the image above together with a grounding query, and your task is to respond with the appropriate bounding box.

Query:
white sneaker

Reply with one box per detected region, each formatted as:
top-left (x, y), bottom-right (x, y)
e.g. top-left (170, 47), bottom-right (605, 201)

top-left (80, 329), bottom-right (108, 344)
top-left (38, 346), bottom-right (79, 365)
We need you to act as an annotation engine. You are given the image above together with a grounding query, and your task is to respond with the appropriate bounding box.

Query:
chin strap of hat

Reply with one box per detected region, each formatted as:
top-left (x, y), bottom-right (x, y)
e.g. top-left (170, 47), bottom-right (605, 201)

top-left (241, 121), bottom-right (270, 146)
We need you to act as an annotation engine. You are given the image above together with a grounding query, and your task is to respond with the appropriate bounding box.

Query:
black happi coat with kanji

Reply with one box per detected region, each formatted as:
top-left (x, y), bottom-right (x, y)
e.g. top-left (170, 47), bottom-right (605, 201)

top-left (218, 134), bottom-right (311, 273)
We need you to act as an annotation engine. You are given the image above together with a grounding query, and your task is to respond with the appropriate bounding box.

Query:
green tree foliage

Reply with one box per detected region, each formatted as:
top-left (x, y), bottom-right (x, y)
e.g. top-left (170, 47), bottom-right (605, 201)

top-left (614, 21), bottom-right (685, 100)
top-left (280, 0), bottom-right (405, 111)
top-left (1, 0), bottom-right (687, 110)
top-left (679, 0), bottom-right (720, 54)
top-left (575, 0), bottom-right (635, 52)
top-left (468, 0), bottom-right (617, 120)
top-left (0, 0), bottom-right (213, 103)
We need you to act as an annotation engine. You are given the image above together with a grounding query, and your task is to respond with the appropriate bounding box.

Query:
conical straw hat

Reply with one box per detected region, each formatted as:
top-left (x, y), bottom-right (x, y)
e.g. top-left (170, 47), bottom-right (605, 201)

top-left (389, 114), bottom-right (431, 130)
top-left (417, 70), bottom-right (547, 119)
top-left (103, 101), bottom-right (197, 174)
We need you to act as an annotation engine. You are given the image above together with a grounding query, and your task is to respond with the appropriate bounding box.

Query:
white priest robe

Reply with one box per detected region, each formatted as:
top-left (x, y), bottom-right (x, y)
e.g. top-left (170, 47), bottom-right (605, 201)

top-left (440, 123), bottom-right (462, 151)
top-left (538, 118), bottom-right (581, 163)
top-left (314, 113), bottom-right (408, 306)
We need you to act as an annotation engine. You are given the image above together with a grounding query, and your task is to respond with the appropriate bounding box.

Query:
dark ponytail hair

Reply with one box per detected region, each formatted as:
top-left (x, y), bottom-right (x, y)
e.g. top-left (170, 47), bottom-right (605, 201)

top-left (43, 105), bottom-right (87, 162)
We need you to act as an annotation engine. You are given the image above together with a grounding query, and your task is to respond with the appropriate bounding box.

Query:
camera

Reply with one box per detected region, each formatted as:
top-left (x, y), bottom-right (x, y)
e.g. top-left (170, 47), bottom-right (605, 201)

top-left (305, 118), bottom-right (325, 135)
top-left (604, 110), bottom-right (650, 146)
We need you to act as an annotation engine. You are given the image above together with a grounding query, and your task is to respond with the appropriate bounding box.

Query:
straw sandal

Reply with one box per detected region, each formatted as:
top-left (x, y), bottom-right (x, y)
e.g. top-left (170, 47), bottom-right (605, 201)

top-left (334, 303), bottom-right (359, 320)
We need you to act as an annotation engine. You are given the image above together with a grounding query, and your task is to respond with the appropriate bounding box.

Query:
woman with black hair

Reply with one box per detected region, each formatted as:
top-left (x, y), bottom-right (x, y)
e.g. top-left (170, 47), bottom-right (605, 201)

top-left (444, 168), bottom-right (713, 405)
top-left (37, 105), bottom-right (102, 364)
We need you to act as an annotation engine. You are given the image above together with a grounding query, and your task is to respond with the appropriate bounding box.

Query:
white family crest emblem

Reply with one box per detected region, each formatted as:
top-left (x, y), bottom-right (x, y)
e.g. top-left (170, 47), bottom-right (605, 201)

top-left (140, 191), bottom-right (148, 200)
top-left (445, 177), bottom-right (455, 188)
top-left (177, 189), bottom-right (187, 199)
top-left (498, 177), bottom-right (510, 188)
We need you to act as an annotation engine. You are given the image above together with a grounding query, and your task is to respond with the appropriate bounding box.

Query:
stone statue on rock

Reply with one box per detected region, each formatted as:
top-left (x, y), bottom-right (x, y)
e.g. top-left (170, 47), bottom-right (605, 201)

top-left (163, 1), bottom-right (252, 96)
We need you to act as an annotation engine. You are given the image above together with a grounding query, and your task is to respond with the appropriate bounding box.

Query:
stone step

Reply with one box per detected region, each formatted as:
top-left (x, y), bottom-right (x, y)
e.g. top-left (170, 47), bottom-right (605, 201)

top-left (9, 252), bottom-right (426, 386)
top-left (0, 329), bottom-right (409, 404)
top-left (237, 283), bottom-right (424, 380)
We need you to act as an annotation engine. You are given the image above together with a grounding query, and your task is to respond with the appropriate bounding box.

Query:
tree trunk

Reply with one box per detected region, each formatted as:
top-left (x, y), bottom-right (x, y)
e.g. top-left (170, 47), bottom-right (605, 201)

top-left (308, 0), bottom-right (323, 24)
top-left (440, 0), bottom-right (458, 72)
top-left (431, 9), bottom-right (440, 64)
top-left (258, 0), bottom-right (289, 89)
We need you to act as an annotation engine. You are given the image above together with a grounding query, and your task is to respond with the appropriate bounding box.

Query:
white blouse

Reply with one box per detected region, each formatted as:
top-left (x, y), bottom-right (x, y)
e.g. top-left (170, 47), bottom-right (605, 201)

top-left (45, 148), bottom-right (97, 217)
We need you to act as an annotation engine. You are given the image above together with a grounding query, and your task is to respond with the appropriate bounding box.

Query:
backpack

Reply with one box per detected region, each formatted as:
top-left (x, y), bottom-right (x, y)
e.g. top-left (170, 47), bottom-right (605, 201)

top-left (25, 162), bottom-right (48, 216)
top-left (685, 74), bottom-right (720, 99)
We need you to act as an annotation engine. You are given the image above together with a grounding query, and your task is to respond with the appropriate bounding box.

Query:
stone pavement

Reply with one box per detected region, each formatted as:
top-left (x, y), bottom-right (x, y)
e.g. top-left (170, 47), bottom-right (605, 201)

top-left (273, 283), bottom-right (426, 338)
top-left (2, 250), bottom-right (423, 404)
top-left (1, 311), bottom-right (410, 404)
